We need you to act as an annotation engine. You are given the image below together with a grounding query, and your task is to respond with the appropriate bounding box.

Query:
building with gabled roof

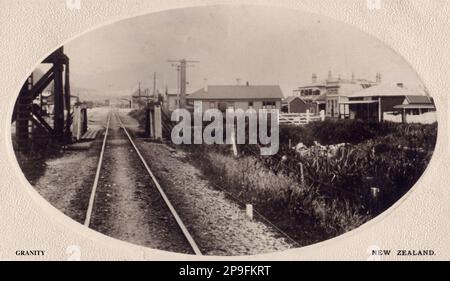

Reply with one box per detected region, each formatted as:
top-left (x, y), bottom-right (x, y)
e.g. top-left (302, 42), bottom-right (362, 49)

top-left (282, 96), bottom-right (317, 113)
top-left (341, 83), bottom-right (435, 122)
top-left (293, 72), bottom-right (379, 118)
top-left (186, 84), bottom-right (284, 112)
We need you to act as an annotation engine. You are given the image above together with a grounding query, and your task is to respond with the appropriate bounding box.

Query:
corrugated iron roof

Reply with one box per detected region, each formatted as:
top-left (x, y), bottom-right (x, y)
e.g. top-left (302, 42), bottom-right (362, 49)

top-left (347, 84), bottom-right (426, 98)
top-left (394, 102), bottom-right (435, 109)
top-left (405, 95), bottom-right (432, 104)
top-left (340, 100), bottom-right (379, 104)
top-left (187, 85), bottom-right (284, 100)
top-left (283, 96), bottom-right (302, 104)
top-left (296, 81), bottom-right (327, 88)
top-left (336, 83), bottom-right (366, 96)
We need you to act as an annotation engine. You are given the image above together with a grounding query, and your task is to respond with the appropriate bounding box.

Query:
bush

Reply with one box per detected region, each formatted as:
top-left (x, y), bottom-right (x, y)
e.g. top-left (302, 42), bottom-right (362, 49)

top-left (279, 124), bottom-right (315, 147)
top-left (186, 149), bottom-right (372, 244)
top-left (194, 119), bottom-right (437, 244)
top-left (252, 121), bottom-right (437, 217)
top-left (305, 119), bottom-right (393, 145)
top-left (129, 109), bottom-right (147, 129)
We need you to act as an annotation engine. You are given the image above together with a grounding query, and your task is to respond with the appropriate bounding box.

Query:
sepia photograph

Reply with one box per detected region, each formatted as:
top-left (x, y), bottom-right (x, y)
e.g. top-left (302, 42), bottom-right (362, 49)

top-left (10, 5), bottom-right (437, 256)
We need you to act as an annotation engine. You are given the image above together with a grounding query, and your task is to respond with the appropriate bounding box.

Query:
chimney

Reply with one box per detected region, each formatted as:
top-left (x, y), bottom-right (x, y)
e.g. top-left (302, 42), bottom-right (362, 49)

top-left (203, 78), bottom-right (208, 92)
top-left (312, 73), bottom-right (317, 83)
top-left (327, 70), bottom-right (332, 81)
top-left (376, 73), bottom-right (382, 83)
top-left (246, 81), bottom-right (249, 87)
top-left (351, 72), bottom-right (355, 81)
top-left (236, 78), bottom-right (241, 86)
top-left (397, 83), bottom-right (404, 88)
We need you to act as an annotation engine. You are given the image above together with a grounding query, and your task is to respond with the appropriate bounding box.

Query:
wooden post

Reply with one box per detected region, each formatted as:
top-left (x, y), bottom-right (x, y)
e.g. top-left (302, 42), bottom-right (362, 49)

top-left (231, 129), bottom-right (238, 157)
top-left (299, 163), bottom-right (305, 186)
top-left (246, 204), bottom-right (253, 220)
top-left (72, 105), bottom-right (81, 141)
top-left (64, 61), bottom-right (72, 141)
top-left (82, 107), bottom-right (88, 133)
top-left (148, 108), bottom-right (154, 138)
top-left (154, 105), bottom-right (163, 140)
top-left (378, 97), bottom-right (382, 122)
top-left (53, 63), bottom-right (65, 141)
top-left (306, 109), bottom-right (310, 124)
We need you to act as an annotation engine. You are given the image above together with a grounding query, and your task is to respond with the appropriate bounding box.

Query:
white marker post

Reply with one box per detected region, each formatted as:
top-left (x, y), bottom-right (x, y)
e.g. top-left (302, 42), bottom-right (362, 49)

top-left (320, 110), bottom-right (325, 121)
top-left (231, 129), bottom-right (238, 157)
top-left (246, 204), bottom-right (253, 220)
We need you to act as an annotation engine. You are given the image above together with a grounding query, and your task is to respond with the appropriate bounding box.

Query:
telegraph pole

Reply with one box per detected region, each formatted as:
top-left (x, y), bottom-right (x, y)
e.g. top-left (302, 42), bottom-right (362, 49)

top-left (153, 72), bottom-right (157, 97)
top-left (168, 59), bottom-right (199, 108)
top-left (138, 82), bottom-right (141, 97)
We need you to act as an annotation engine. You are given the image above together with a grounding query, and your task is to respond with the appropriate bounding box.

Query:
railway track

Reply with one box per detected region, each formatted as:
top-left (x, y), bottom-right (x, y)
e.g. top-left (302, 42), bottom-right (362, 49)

top-left (84, 108), bottom-right (202, 255)
top-left (82, 107), bottom-right (299, 255)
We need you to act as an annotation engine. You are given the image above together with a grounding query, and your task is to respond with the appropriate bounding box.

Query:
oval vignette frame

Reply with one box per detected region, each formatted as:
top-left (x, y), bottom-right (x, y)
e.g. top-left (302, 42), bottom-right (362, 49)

top-left (6, 4), bottom-right (440, 258)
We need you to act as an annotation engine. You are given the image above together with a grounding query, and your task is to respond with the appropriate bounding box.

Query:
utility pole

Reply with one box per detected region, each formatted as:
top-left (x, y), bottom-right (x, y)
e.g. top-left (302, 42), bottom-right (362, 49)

top-left (176, 65), bottom-right (180, 106)
top-left (168, 59), bottom-right (199, 108)
top-left (138, 82), bottom-right (141, 97)
top-left (153, 72), bottom-right (157, 97)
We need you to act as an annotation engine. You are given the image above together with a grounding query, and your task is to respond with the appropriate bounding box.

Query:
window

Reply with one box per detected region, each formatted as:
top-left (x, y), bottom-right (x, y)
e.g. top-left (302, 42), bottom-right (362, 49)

top-left (263, 101), bottom-right (276, 109)
top-left (248, 101), bottom-right (254, 109)
top-left (218, 102), bottom-right (227, 112)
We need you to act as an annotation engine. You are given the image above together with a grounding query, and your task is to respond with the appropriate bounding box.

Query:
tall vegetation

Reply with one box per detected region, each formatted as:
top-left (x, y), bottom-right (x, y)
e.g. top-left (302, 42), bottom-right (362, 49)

top-left (129, 110), bottom-right (437, 245)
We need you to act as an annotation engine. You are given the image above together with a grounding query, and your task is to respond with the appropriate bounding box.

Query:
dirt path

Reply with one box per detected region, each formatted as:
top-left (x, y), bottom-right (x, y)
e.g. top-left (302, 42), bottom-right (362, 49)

top-left (31, 108), bottom-right (109, 223)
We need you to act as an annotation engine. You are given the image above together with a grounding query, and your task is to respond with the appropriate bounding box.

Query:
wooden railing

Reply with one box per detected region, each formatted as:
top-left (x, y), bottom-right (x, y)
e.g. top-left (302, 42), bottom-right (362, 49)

top-left (279, 110), bottom-right (325, 126)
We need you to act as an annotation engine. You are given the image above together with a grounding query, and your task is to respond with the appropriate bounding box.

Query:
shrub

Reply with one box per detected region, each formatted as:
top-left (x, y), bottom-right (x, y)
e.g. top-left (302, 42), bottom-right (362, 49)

top-left (186, 150), bottom-right (372, 244)
top-left (305, 119), bottom-right (393, 145)
top-left (129, 109), bottom-right (147, 129)
top-left (206, 120), bottom-right (437, 236)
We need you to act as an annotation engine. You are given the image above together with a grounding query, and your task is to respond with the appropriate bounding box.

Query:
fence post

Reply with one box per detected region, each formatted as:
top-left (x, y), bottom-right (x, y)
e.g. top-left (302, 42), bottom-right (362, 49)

top-left (82, 107), bottom-right (88, 134)
top-left (148, 108), bottom-right (154, 138)
top-left (306, 109), bottom-right (310, 124)
top-left (154, 105), bottom-right (163, 140)
top-left (299, 163), bottom-right (305, 186)
top-left (246, 204), bottom-right (253, 220)
top-left (72, 104), bottom-right (81, 141)
top-left (231, 129), bottom-right (238, 157)
top-left (320, 110), bottom-right (325, 121)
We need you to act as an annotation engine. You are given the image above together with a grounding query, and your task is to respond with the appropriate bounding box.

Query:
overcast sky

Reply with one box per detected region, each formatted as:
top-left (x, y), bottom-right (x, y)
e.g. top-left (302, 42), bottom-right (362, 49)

top-left (64, 5), bottom-right (425, 98)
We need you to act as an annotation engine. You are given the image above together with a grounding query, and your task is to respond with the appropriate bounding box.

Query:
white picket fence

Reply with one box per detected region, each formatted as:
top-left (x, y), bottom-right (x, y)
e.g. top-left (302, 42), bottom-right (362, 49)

top-left (279, 110), bottom-right (325, 126)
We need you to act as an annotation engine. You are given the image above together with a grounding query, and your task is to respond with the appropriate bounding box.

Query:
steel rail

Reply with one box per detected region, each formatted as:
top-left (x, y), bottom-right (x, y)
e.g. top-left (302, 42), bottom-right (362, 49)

top-left (115, 110), bottom-right (203, 256)
top-left (84, 109), bottom-right (111, 227)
